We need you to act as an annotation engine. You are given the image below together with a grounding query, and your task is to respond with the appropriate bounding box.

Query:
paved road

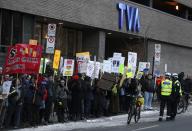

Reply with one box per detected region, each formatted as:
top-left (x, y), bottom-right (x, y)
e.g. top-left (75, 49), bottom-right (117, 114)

top-left (74, 115), bottom-right (192, 131)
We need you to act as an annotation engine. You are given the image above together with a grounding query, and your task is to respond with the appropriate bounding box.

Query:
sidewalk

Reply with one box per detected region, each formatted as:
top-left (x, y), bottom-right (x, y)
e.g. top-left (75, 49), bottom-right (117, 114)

top-left (14, 109), bottom-right (160, 131)
top-left (14, 103), bottom-right (192, 131)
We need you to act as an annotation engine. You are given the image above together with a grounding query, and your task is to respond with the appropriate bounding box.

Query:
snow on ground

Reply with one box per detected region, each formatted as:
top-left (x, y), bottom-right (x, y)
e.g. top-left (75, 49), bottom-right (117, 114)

top-left (14, 106), bottom-right (192, 131)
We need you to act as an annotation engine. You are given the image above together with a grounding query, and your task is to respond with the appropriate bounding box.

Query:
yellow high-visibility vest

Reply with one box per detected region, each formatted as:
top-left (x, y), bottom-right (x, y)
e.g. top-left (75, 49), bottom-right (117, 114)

top-left (174, 80), bottom-right (182, 96)
top-left (161, 79), bottom-right (172, 96)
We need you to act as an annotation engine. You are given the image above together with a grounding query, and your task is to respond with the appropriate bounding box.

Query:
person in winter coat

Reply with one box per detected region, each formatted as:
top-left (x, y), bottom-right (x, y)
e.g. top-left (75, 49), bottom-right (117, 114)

top-left (56, 79), bottom-right (69, 122)
top-left (70, 75), bottom-right (82, 121)
top-left (124, 78), bottom-right (139, 111)
top-left (84, 76), bottom-right (93, 118)
top-left (5, 78), bottom-right (18, 128)
top-left (44, 75), bottom-right (55, 123)
top-left (39, 79), bottom-right (48, 125)
top-left (30, 76), bottom-right (44, 126)
top-left (143, 74), bottom-right (155, 110)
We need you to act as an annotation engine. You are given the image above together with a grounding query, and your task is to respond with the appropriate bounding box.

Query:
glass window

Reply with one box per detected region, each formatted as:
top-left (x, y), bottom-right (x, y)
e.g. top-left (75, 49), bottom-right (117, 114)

top-left (23, 14), bottom-right (34, 43)
top-left (1, 10), bottom-right (12, 53)
top-left (12, 12), bottom-right (22, 44)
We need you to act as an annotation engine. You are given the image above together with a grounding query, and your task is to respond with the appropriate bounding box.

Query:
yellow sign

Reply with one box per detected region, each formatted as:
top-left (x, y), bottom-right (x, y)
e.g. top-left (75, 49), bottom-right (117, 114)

top-left (29, 39), bottom-right (38, 45)
top-left (126, 65), bottom-right (133, 78)
top-left (119, 64), bottom-right (124, 75)
top-left (53, 50), bottom-right (61, 69)
top-left (76, 52), bottom-right (90, 59)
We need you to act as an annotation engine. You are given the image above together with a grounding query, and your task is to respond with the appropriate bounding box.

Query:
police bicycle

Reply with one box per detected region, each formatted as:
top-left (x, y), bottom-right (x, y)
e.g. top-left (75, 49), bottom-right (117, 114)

top-left (127, 94), bottom-right (143, 124)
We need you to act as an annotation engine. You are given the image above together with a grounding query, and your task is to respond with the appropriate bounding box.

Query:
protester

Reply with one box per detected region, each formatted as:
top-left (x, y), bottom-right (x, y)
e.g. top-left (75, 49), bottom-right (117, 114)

top-left (56, 79), bottom-right (69, 122)
top-left (70, 75), bottom-right (82, 121)
top-left (143, 74), bottom-right (155, 110)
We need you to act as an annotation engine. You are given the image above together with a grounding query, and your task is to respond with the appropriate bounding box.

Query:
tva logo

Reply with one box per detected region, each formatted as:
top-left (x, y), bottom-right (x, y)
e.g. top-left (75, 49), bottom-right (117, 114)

top-left (117, 3), bottom-right (140, 32)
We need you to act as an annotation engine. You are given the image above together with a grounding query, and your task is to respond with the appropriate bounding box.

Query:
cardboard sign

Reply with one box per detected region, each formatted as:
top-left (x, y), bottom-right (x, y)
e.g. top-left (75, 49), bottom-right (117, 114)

top-left (76, 52), bottom-right (90, 73)
top-left (3, 44), bottom-right (42, 74)
top-left (2, 81), bottom-right (12, 95)
top-left (53, 50), bottom-right (61, 69)
top-left (48, 24), bottom-right (56, 36)
top-left (97, 72), bottom-right (116, 91)
top-left (63, 59), bottom-right (75, 76)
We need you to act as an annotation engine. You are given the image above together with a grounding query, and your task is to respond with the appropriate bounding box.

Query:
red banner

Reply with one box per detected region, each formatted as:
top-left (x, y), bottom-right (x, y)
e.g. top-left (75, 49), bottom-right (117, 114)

top-left (3, 44), bottom-right (42, 74)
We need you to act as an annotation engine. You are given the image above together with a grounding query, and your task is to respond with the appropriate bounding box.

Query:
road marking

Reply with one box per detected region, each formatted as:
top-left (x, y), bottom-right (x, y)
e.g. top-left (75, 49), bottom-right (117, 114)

top-left (132, 125), bottom-right (159, 131)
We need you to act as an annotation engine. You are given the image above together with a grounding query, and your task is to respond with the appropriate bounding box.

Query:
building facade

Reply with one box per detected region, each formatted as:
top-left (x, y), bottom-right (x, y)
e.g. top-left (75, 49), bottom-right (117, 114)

top-left (0, 0), bottom-right (192, 75)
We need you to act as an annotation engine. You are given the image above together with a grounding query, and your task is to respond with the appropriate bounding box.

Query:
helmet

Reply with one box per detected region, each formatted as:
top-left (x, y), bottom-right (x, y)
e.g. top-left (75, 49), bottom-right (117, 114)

top-left (172, 73), bottom-right (178, 79)
top-left (165, 72), bottom-right (171, 78)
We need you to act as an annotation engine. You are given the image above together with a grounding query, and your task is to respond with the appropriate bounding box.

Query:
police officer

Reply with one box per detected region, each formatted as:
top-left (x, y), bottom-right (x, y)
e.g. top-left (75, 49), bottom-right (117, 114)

top-left (159, 72), bottom-right (172, 121)
top-left (170, 73), bottom-right (182, 120)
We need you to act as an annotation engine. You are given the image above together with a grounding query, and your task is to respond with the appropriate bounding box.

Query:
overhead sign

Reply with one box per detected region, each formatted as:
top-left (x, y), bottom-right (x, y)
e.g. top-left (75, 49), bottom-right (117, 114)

top-left (117, 3), bottom-right (140, 32)
top-left (155, 44), bottom-right (161, 65)
top-left (3, 44), bottom-right (42, 74)
top-left (63, 59), bottom-right (74, 76)
top-left (46, 36), bottom-right (56, 54)
top-left (48, 24), bottom-right (56, 36)
top-left (53, 50), bottom-right (61, 69)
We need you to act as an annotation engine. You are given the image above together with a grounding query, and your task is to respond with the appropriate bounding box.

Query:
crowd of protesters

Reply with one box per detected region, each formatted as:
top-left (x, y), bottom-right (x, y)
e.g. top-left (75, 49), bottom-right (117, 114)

top-left (0, 71), bottom-right (192, 129)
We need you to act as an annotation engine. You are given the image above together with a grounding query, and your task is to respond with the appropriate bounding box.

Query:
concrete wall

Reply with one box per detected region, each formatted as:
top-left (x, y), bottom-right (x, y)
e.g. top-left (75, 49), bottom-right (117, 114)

top-left (83, 31), bottom-right (105, 61)
top-left (148, 41), bottom-right (192, 75)
top-left (176, 0), bottom-right (192, 8)
top-left (1, 0), bottom-right (192, 48)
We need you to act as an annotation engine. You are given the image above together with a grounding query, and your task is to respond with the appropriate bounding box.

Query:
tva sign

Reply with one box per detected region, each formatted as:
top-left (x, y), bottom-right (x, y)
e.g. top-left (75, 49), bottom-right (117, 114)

top-left (117, 3), bottom-right (140, 32)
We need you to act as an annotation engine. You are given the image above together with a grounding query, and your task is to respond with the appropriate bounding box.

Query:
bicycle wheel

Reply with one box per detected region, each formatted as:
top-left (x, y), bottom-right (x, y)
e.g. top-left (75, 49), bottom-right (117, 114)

top-left (127, 106), bottom-right (133, 124)
top-left (177, 99), bottom-right (184, 114)
top-left (134, 106), bottom-right (141, 123)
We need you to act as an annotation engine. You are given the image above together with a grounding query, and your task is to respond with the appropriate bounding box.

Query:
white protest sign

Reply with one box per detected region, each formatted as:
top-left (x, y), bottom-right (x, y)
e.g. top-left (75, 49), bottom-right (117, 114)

top-left (86, 61), bottom-right (100, 79)
top-left (48, 24), bottom-right (56, 36)
top-left (102, 60), bottom-right (112, 73)
top-left (59, 57), bottom-right (64, 73)
top-left (76, 52), bottom-right (90, 73)
top-left (155, 44), bottom-right (161, 65)
top-left (63, 59), bottom-right (75, 76)
top-left (138, 62), bottom-right (150, 72)
top-left (112, 53), bottom-right (122, 73)
top-left (128, 52), bottom-right (137, 78)
top-left (46, 36), bottom-right (55, 54)
top-left (128, 52), bottom-right (137, 67)
top-left (2, 81), bottom-right (12, 95)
